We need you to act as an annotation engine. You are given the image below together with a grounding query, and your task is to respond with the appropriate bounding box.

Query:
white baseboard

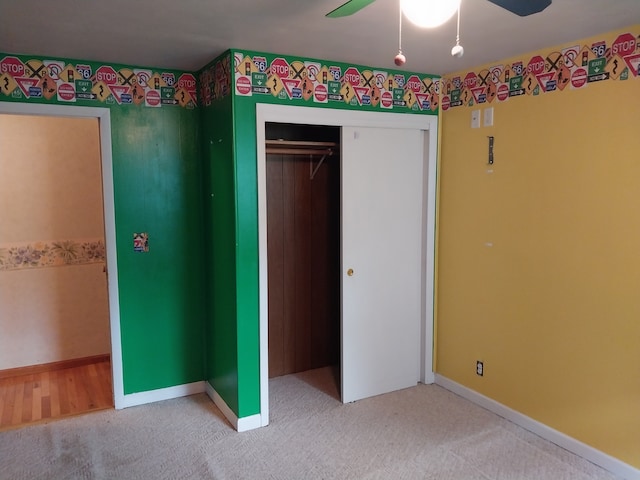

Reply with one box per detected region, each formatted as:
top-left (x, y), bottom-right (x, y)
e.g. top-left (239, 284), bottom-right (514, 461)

top-left (117, 381), bottom-right (205, 409)
top-left (422, 371), bottom-right (436, 385)
top-left (205, 382), bottom-right (262, 433)
top-left (435, 374), bottom-right (640, 480)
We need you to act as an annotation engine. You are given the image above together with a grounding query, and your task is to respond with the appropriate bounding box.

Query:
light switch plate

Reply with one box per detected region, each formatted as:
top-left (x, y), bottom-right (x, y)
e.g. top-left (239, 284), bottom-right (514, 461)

top-left (484, 107), bottom-right (494, 127)
top-left (471, 109), bottom-right (480, 128)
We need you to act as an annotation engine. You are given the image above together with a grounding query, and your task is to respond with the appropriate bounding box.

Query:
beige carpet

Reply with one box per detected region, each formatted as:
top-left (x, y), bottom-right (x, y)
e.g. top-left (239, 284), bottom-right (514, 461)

top-left (0, 367), bottom-right (618, 479)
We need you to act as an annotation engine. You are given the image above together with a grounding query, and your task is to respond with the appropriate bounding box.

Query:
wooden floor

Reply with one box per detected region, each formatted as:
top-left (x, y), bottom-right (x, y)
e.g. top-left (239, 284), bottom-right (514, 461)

top-left (0, 358), bottom-right (113, 431)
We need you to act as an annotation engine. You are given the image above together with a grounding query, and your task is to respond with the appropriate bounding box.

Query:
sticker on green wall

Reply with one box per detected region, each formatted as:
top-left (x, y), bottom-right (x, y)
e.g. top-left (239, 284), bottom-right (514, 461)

top-left (133, 233), bottom-right (149, 253)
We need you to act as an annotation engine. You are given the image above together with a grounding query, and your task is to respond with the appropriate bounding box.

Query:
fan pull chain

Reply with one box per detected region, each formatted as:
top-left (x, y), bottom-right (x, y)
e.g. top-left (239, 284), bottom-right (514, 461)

top-left (451, 0), bottom-right (464, 57)
top-left (395, 0), bottom-right (406, 65)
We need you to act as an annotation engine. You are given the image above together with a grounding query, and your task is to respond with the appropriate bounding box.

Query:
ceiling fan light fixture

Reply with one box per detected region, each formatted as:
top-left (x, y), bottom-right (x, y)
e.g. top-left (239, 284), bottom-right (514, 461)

top-left (401, 0), bottom-right (461, 28)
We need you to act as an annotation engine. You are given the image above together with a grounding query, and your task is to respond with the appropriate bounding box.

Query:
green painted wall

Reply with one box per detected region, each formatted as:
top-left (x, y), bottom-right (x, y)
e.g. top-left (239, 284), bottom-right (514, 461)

top-left (232, 95), bottom-right (261, 417)
top-left (199, 82), bottom-right (241, 412)
top-left (0, 53), bottom-right (206, 395)
top-left (1, 48), bottom-right (439, 416)
top-left (203, 50), bottom-right (441, 418)
top-left (111, 107), bottom-right (205, 393)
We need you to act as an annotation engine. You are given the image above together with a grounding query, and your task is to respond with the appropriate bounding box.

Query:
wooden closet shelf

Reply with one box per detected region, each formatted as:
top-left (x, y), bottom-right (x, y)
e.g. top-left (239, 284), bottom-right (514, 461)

top-left (265, 139), bottom-right (339, 156)
top-left (266, 140), bottom-right (337, 148)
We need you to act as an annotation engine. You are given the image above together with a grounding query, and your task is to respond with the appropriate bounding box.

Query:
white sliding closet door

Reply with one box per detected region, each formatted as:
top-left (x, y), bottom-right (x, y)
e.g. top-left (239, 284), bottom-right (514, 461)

top-left (341, 126), bottom-right (423, 403)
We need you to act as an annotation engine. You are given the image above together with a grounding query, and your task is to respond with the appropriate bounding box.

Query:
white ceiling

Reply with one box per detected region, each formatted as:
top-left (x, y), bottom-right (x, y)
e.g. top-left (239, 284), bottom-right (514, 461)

top-left (1, 0), bottom-right (639, 75)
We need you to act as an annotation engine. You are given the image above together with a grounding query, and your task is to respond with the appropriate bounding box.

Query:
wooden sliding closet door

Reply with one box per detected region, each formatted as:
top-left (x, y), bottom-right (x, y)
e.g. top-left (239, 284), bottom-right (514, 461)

top-left (267, 152), bottom-right (340, 378)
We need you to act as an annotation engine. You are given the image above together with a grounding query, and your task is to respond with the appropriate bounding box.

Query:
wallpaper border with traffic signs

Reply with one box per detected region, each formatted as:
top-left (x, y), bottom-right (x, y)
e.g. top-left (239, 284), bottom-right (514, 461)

top-left (440, 27), bottom-right (640, 110)
top-left (199, 49), bottom-right (440, 115)
top-left (0, 53), bottom-right (197, 109)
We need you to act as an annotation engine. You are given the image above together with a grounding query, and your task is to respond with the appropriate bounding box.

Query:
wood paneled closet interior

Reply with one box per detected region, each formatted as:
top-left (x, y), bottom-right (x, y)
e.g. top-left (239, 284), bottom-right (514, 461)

top-left (265, 122), bottom-right (341, 379)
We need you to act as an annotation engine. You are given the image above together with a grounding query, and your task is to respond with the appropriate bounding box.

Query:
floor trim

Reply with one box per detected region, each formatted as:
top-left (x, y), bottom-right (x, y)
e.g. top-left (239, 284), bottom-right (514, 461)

top-left (205, 382), bottom-right (262, 432)
top-left (119, 381), bottom-right (205, 409)
top-left (435, 374), bottom-right (640, 480)
top-left (0, 354), bottom-right (111, 379)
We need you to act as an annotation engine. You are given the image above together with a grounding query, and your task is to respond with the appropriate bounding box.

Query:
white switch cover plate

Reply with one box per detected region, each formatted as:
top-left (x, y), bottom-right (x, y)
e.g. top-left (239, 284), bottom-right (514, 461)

top-left (471, 109), bottom-right (480, 128)
top-left (484, 107), bottom-right (494, 127)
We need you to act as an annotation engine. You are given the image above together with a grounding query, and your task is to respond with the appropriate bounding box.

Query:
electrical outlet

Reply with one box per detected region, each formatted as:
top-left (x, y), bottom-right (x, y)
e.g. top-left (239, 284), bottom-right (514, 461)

top-left (476, 361), bottom-right (484, 376)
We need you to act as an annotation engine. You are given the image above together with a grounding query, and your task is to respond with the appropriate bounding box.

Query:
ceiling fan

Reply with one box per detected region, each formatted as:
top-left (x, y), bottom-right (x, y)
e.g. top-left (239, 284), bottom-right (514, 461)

top-left (326, 0), bottom-right (552, 18)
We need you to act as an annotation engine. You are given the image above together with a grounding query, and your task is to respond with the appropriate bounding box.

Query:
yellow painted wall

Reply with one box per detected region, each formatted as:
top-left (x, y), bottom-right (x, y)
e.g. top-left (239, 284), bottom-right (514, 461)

top-left (437, 26), bottom-right (640, 468)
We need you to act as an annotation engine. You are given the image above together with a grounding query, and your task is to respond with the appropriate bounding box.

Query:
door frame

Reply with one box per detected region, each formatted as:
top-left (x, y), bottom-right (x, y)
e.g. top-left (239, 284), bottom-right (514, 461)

top-left (0, 102), bottom-right (125, 409)
top-left (256, 104), bottom-right (438, 426)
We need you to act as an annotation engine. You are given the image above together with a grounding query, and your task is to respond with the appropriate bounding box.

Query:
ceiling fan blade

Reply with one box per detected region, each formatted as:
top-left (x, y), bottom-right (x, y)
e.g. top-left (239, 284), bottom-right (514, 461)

top-left (326, 0), bottom-right (377, 18)
top-left (487, 0), bottom-right (551, 16)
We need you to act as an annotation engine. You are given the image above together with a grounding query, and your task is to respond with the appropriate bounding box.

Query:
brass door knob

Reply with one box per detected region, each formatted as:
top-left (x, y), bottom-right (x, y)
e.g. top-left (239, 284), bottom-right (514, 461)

top-left (347, 268), bottom-right (354, 276)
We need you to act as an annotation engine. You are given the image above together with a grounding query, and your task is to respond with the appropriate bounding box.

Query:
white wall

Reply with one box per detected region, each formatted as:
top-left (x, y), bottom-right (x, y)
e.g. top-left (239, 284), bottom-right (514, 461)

top-left (0, 114), bottom-right (110, 369)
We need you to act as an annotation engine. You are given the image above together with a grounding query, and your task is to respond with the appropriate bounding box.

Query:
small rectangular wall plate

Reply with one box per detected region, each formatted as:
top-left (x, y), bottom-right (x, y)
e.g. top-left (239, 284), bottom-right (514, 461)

top-left (484, 107), bottom-right (494, 127)
top-left (471, 109), bottom-right (481, 128)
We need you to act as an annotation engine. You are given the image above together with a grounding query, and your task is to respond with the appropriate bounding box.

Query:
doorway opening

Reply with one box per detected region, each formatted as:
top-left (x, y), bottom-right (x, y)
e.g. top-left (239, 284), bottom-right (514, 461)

top-left (0, 102), bottom-right (124, 424)
top-left (0, 113), bottom-right (114, 429)
top-left (265, 122), bottom-right (341, 401)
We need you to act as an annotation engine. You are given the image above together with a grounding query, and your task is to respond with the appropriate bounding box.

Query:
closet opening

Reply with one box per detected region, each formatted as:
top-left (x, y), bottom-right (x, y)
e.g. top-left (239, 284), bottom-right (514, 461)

top-left (265, 122), bottom-right (341, 399)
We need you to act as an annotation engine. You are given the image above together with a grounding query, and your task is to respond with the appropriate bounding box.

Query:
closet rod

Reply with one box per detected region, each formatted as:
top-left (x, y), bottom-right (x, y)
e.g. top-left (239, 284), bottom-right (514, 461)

top-left (266, 148), bottom-right (334, 156)
top-left (265, 139), bottom-right (337, 148)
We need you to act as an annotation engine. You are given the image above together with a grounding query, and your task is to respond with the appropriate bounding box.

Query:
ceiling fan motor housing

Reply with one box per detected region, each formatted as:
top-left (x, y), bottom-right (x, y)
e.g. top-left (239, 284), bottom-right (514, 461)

top-left (486, 0), bottom-right (552, 16)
